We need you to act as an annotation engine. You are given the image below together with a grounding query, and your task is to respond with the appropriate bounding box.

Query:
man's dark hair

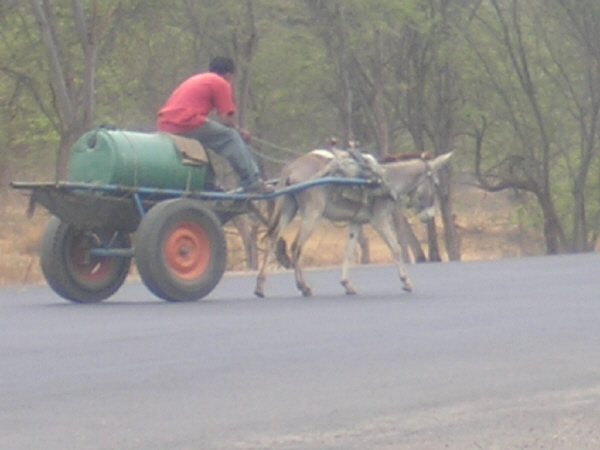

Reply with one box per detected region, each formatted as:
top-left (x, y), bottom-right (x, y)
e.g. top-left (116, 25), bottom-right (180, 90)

top-left (209, 57), bottom-right (235, 75)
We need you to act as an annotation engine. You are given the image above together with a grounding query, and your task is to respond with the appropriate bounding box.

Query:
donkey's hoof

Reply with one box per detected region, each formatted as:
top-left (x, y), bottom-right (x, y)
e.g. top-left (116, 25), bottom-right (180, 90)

top-left (254, 289), bottom-right (265, 298)
top-left (341, 280), bottom-right (357, 295)
top-left (400, 276), bottom-right (413, 293)
top-left (301, 287), bottom-right (313, 297)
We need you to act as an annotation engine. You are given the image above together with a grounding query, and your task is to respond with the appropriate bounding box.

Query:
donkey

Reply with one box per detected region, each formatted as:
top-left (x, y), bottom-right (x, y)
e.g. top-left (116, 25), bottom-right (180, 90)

top-left (254, 150), bottom-right (453, 298)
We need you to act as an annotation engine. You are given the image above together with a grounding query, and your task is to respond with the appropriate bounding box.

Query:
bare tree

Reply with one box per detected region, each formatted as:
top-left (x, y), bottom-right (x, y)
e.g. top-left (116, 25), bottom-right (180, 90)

top-left (181, 0), bottom-right (263, 269)
top-left (302, 0), bottom-right (464, 262)
top-left (463, 0), bottom-right (600, 253)
top-left (361, 0), bottom-right (463, 261)
top-left (552, 0), bottom-right (600, 251)
top-left (29, 0), bottom-right (118, 179)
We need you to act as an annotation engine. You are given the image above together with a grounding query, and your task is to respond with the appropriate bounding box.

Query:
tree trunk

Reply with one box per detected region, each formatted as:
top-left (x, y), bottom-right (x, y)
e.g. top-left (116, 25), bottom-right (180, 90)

top-left (537, 191), bottom-right (565, 254)
top-left (426, 219), bottom-right (442, 262)
top-left (224, 0), bottom-right (261, 269)
top-left (438, 166), bottom-right (461, 260)
top-left (232, 216), bottom-right (259, 270)
top-left (0, 161), bottom-right (9, 213)
top-left (56, 131), bottom-right (77, 181)
top-left (571, 183), bottom-right (587, 252)
top-left (30, 0), bottom-right (98, 180)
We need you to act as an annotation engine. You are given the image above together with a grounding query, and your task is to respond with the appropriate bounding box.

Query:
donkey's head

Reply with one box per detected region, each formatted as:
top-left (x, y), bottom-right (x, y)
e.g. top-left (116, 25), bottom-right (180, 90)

top-left (400, 152), bottom-right (453, 222)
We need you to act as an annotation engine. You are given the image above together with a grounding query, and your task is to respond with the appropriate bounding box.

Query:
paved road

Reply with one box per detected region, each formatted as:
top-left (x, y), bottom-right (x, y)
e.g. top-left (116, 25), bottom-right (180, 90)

top-left (1, 253), bottom-right (600, 449)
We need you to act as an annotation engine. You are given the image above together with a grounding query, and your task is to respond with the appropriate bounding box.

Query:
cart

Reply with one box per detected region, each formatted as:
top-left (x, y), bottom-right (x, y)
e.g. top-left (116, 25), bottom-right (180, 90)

top-left (11, 127), bottom-right (378, 303)
top-left (11, 176), bottom-right (374, 303)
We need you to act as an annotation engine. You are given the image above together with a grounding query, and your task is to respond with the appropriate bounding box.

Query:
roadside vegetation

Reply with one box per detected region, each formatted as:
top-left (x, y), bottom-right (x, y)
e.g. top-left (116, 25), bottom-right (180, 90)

top-left (1, 0), bottom-right (598, 281)
top-left (1, 184), bottom-right (545, 286)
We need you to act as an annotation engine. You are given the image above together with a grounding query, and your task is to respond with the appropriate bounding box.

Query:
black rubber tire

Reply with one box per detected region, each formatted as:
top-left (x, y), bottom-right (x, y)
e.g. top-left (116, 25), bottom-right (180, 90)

top-left (40, 216), bottom-right (132, 303)
top-left (134, 199), bottom-right (227, 302)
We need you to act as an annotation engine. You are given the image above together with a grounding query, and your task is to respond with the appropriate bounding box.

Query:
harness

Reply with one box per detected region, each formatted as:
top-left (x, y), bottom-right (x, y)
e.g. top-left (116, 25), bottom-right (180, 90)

top-left (301, 148), bottom-right (380, 226)
top-left (309, 148), bottom-right (437, 211)
top-left (310, 148), bottom-right (386, 186)
top-left (401, 158), bottom-right (438, 211)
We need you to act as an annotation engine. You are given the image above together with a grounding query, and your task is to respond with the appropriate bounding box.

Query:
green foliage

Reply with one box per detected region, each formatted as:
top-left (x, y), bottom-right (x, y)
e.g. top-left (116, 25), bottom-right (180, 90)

top-left (460, 0), bottom-right (600, 251)
top-left (250, 18), bottom-right (335, 149)
top-left (0, 3), bottom-right (54, 177)
top-left (2, 0), bottom-right (600, 253)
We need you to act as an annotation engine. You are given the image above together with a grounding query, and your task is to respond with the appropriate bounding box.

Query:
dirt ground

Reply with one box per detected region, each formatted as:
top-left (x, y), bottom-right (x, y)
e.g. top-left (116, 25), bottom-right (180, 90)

top-left (0, 185), bottom-right (544, 287)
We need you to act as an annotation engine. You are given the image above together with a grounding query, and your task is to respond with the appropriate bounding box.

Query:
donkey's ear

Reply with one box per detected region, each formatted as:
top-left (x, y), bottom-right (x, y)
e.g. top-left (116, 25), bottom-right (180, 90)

top-left (431, 152), bottom-right (453, 171)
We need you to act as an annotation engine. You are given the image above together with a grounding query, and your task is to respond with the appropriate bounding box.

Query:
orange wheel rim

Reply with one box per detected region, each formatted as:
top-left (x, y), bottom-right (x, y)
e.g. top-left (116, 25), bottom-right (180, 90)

top-left (68, 234), bottom-right (114, 284)
top-left (164, 221), bottom-right (211, 281)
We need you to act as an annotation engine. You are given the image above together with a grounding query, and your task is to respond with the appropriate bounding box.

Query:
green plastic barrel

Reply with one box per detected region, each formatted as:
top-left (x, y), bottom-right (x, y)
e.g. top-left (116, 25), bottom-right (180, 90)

top-left (68, 128), bottom-right (213, 191)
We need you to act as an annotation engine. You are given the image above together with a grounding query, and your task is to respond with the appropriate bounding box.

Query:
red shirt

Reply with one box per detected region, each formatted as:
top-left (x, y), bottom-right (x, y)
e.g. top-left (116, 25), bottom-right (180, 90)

top-left (157, 72), bottom-right (236, 134)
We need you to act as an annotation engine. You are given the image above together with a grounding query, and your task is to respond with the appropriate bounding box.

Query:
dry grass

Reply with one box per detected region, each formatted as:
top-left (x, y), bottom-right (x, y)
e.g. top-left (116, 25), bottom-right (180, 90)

top-left (453, 185), bottom-right (544, 261)
top-left (0, 202), bottom-right (49, 285)
top-left (0, 186), bottom-right (544, 286)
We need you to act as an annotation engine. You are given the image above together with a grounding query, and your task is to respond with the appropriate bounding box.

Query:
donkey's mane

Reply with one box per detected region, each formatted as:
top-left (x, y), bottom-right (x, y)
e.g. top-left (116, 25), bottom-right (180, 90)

top-left (379, 152), bottom-right (434, 164)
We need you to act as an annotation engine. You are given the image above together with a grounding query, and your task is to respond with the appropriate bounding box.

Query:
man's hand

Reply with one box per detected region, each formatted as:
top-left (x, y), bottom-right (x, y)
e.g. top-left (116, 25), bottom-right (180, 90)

top-left (218, 112), bottom-right (251, 142)
top-left (238, 127), bottom-right (251, 143)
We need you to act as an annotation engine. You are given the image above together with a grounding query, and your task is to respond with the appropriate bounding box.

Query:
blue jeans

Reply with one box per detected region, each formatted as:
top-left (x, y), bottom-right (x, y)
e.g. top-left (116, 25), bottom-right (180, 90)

top-left (184, 119), bottom-right (260, 189)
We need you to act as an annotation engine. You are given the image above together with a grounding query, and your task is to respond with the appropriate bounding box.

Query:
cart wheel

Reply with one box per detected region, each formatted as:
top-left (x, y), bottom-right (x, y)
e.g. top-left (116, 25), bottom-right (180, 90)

top-left (134, 199), bottom-right (227, 302)
top-left (40, 216), bottom-right (132, 303)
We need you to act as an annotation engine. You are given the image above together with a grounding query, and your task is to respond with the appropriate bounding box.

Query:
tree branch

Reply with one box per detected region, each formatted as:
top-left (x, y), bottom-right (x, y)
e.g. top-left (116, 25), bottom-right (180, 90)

top-left (29, 0), bottom-right (75, 126)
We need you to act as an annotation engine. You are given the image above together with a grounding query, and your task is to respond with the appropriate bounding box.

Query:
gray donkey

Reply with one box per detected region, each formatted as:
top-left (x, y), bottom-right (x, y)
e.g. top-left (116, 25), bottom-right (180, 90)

top-left (254, 150), bottom-right (453, 298)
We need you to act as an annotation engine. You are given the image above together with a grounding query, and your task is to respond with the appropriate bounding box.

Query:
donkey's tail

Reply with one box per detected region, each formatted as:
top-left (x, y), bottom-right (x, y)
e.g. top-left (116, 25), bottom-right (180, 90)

top-left (264, 183), bottom-right (298, 238)
top-left (264, 195), bottom-right (284, 238)
top-left (263, 198), bottom-right (293, 269)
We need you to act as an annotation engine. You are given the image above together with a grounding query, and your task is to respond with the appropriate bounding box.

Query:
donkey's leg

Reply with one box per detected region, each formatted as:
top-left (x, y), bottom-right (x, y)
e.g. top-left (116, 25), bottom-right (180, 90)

top-left (371, 215), bottom-right (413, 292)
top-left (289, 210), bottom-right (321, 297)
top-left (340, 223), bottom-right (361, 295)
top-left (254, 235), bottom-right (277, 298)
top-left (254, 196), bottom-right (297, 298)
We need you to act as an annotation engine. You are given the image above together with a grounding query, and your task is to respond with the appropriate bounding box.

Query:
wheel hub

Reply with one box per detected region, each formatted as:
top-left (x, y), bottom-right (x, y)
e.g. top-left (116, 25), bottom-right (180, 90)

top-left (165, 222), bottom-right (211, 281)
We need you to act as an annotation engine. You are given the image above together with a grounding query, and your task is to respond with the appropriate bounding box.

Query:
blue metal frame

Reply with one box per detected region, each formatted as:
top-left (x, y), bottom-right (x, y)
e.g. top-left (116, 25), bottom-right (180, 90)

top-left (34, 176), bottom-right (376, 200)
top-left (13, 177), bottom-right (379, 216)
top-left (12, 176), bottom-right (380, 259)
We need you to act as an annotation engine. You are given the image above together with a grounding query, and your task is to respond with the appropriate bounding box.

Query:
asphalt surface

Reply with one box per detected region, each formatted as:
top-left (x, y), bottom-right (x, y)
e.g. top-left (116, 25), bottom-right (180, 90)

top-left (1, 253), bottom-right (600, 449)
